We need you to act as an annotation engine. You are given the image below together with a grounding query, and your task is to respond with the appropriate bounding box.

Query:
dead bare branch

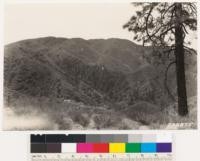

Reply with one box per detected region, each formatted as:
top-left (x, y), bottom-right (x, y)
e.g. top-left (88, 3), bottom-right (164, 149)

top-left (164, 61), bottom-right (176, 101)
top-left (184, 46), bottom-right (197, 55)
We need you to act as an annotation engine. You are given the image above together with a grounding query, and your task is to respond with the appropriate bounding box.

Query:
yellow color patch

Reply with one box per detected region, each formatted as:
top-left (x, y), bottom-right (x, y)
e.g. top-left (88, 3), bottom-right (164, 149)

top-left (109, 143), bottom-right (125, 153)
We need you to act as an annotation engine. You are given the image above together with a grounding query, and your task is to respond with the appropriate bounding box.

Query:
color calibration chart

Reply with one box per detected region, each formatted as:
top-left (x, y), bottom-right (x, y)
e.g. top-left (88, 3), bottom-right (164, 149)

top-left (30, 134), bottom-right (173, 161)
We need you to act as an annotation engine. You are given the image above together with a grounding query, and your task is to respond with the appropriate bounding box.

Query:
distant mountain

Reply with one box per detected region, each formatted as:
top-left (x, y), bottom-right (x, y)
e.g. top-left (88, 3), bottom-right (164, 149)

top-left (4, 37), bottom-right (197, 112)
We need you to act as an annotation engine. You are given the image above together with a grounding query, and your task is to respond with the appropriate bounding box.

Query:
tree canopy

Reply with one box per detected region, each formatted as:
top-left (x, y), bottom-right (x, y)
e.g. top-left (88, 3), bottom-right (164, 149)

top-left (124, 3), bottom-right (196, 49)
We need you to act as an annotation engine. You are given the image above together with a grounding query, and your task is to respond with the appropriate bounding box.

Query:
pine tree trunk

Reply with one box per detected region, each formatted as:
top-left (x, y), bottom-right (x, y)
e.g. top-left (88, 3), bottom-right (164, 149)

top-left (174, 3), bottom-right (188, 116)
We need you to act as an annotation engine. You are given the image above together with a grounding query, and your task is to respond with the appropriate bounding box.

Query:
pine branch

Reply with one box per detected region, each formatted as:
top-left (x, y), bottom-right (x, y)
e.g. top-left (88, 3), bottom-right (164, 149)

top-left (161, 3), bottom-right (175, 19)
top-left (145, 6), bottom-right (155, 42)
top-left (163, 46), bottom-right (175, 58)
top-left (188, 3), bottom-right (197, 16)
top-left (182, 24), bottom-right (188, 34)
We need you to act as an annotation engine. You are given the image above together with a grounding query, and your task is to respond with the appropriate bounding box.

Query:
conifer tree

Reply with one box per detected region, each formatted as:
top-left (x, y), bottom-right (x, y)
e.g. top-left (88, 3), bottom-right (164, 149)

top-left (124, 3), bottom-right (197, 116)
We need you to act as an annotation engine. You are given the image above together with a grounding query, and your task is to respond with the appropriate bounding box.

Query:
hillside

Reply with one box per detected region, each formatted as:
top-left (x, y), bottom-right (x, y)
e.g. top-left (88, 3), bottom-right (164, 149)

top-left (3, 37), bottom-right (197, 130)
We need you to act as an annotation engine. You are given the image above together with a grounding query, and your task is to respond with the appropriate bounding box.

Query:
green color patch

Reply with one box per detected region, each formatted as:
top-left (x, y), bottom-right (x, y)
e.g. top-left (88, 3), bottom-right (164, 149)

top-left (126, 143), bottom-right (141, 153)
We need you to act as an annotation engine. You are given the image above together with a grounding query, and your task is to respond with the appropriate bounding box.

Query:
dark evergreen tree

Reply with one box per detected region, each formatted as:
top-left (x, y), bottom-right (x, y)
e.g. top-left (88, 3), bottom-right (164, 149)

top-left (124, 3), bottom-right (197, 116)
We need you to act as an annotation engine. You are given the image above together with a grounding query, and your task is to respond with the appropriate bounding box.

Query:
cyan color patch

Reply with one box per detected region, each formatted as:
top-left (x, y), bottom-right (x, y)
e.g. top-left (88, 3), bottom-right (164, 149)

top-left (141, 143), bottom-right (156, 153)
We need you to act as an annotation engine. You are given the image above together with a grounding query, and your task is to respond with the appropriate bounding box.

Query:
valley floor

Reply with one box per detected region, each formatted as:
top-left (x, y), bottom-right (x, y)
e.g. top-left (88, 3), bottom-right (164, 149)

top-left (3, 96), bottom-right (197, 130)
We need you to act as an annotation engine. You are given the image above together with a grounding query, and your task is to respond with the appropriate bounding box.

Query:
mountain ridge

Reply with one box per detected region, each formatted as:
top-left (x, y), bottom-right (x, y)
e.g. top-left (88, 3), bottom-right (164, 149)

top-left (4, 36), bottom-right (197, 113)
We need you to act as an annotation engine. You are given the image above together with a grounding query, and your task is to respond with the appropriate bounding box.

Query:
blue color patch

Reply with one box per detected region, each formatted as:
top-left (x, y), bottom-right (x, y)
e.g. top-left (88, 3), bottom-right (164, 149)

top-left (141, 143), bottom-right (156, 153)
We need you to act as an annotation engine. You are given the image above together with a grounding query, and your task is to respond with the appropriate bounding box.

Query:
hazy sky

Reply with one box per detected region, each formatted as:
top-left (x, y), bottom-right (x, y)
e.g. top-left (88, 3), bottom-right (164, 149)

top-left (5, 3), bottom-right (197, 49)
top-left (5, 3), bottom-right (135, 44)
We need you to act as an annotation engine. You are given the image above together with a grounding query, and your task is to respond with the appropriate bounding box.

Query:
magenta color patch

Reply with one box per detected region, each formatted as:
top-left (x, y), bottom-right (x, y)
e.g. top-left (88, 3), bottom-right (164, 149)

top-left (77, 143), bottom-right (93, 153)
